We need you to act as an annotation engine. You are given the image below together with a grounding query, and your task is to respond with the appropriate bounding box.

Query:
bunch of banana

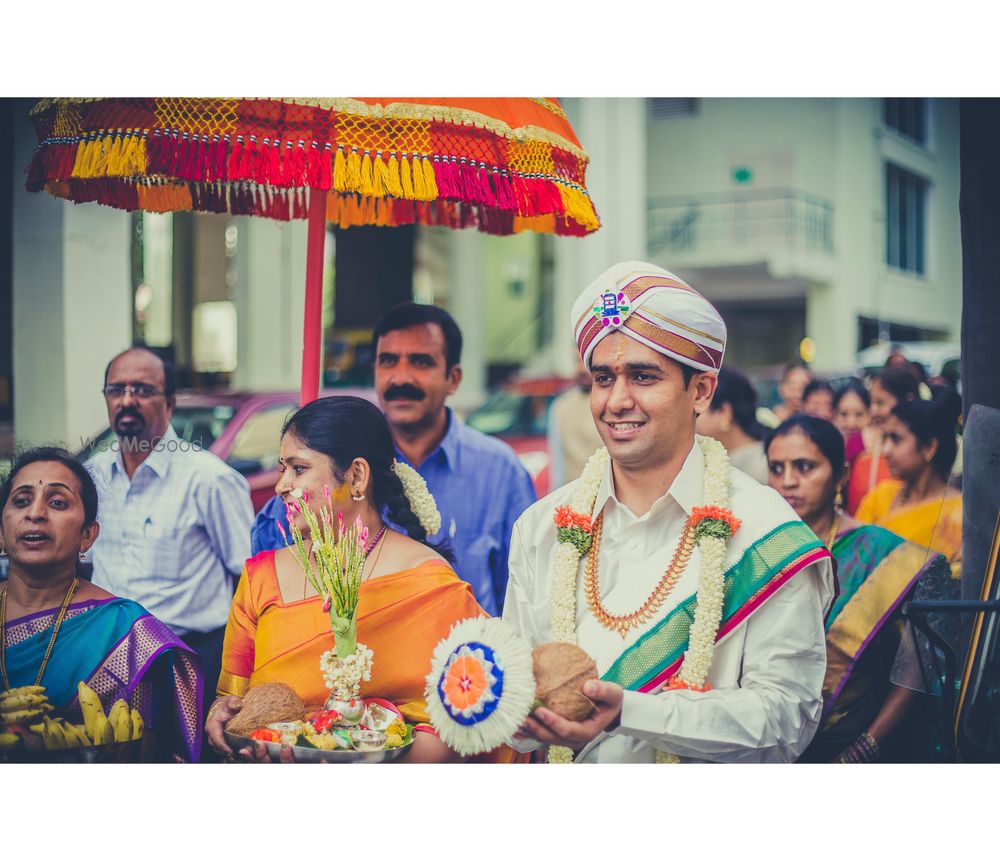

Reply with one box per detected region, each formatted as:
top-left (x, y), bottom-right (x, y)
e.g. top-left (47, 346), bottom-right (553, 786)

top-left (0, 685), bottom-right (54, 724)
top-left (77, 681), bottom-right (143, 745)
top-left (26, 715), bottom-right (93, 750)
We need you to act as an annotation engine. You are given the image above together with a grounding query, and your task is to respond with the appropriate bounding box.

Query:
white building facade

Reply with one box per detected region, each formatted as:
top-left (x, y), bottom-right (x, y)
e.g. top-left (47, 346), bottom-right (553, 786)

top-left (641, 97), bottom-right (961, 373)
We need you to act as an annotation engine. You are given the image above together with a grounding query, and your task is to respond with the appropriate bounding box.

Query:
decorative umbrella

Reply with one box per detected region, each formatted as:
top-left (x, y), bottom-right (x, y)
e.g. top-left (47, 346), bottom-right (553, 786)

top-left (24, 98), bottom-right (600, 403)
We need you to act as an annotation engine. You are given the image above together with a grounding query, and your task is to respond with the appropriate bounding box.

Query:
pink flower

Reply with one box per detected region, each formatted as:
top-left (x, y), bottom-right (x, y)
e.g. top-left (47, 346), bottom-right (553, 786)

top-left (322, 596), bottom-right (332, 612)
top-left (360, 526), bottom-right (369, 545)
top-left (354, 515), bottom-right (363, 533)
top-left (276, 520), bottom-right (287, 541)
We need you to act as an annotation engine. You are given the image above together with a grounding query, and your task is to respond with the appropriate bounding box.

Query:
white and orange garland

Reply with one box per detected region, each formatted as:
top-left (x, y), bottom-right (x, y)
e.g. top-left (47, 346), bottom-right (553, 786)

top-left (548, 435), bottom-right (741, 763)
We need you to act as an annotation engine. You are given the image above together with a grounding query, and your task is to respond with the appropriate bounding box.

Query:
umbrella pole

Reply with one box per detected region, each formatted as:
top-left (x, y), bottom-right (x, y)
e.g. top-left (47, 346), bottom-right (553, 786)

top-left (300, 188), bottom-right (328, 406)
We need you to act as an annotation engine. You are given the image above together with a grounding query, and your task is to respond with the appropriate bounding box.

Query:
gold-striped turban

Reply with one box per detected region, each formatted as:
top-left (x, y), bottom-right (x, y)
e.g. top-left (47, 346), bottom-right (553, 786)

top-left (572, 262), bottom-right (726, 373)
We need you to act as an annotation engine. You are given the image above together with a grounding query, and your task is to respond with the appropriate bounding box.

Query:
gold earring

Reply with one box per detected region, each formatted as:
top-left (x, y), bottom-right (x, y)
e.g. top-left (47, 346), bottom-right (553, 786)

top-left (351, 490), bottom-right (366, 502)
top-left (834, 487), bottom-right (843, 510)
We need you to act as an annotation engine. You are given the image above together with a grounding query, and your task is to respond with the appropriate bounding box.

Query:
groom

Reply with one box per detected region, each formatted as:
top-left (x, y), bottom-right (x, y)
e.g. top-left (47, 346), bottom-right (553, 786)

top-left (502, 262), bottom-right (835, 763)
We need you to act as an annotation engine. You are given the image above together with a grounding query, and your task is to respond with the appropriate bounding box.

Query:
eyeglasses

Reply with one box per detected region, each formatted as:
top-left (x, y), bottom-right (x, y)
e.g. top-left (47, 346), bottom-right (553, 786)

top-left (102, 384), bottom-right (164, 400)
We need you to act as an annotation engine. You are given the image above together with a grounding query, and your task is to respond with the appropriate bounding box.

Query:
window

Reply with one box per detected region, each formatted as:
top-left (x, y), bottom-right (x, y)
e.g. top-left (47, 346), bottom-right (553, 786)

top-left (649, 98), bottom-right (698, 120)
top-left (883, 98), bottom-right (927, 145)
top-left (885, 163), bottom-right (927, 275)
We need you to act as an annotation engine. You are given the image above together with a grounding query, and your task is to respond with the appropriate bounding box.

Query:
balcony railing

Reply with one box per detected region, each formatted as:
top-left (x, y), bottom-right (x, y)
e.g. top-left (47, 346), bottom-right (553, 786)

top-left (648, 187), bottom-right (834, 256)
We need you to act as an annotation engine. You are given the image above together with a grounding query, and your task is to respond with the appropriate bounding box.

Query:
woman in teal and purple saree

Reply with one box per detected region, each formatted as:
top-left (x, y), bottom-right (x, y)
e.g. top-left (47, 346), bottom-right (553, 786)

top-left (808, 524), bottom-right (952, 762)
top-left (1, 447), bottom-right (202, 762)
top-left (767, 415), bottom-right (954, 763)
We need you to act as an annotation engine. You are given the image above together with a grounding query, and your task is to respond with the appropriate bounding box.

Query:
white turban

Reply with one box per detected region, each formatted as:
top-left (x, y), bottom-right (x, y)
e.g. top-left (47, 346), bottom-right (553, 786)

top-left (571, 261), bottom-right (726, 373)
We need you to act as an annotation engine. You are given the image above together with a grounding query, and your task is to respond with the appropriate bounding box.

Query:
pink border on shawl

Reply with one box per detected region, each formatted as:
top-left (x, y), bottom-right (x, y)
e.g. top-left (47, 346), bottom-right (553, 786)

top-left (636, 546), bottom-right (831, 693)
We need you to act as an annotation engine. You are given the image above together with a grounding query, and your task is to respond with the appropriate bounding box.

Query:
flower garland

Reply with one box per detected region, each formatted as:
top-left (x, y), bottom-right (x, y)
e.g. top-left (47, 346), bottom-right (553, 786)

top-left (548, 435), bottom-right (740, 764)
top-left (392, 460), bottom-right (442, 536)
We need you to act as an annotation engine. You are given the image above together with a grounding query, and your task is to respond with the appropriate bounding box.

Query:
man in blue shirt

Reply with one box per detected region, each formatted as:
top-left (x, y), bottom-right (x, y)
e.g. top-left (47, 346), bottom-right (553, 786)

top-left (251, 304), bottom-right (536, 616)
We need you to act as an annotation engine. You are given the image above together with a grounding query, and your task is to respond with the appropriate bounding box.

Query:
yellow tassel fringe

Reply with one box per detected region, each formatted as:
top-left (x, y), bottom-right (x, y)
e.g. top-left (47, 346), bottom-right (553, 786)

top-left (558, 184), bottom-right (600, 231)
top-left (332, 147), bottom-right (348, 192)
top-left (421, 157), bottom-right (438, 200)
top-left (400, 155), bottom-right (414, 199)
top-left (346, 148), bottom-right (362, 192)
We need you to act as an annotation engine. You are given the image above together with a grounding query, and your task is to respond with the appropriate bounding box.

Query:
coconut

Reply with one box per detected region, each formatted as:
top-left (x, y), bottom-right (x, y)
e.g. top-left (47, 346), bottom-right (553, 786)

top-left (532, 642), bottom-right (599, 722)
top-left (226, 683), bottom-right (306, 737)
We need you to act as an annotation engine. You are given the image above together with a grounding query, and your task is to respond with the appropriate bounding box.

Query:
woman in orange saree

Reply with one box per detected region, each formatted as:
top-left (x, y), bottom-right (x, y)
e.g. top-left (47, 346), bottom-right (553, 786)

top-left (217, 552), bottom-right (481, 731)
top-left (204, 396), bottom-right (500, 763)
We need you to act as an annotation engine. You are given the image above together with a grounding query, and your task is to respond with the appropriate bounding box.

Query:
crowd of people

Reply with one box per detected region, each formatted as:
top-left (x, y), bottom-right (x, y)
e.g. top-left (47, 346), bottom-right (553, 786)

top-left (0, 261), bottom-right (964, 764)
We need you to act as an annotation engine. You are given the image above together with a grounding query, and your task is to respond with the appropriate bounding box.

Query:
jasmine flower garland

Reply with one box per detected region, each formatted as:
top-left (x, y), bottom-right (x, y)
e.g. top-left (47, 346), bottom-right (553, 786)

top-left (391, 460), bottom-right (442, 536)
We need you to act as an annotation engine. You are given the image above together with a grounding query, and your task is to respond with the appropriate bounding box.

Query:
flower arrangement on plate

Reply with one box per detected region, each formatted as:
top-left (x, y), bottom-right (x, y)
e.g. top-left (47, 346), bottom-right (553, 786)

top-left (256, 487), bottom-right (412, 758)
top-left (282, 488), bottom-right (376, 706)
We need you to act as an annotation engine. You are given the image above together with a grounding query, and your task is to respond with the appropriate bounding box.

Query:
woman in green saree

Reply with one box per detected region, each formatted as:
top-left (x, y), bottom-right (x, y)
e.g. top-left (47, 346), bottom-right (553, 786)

top-left (766, 416), bottom-right (951, 763)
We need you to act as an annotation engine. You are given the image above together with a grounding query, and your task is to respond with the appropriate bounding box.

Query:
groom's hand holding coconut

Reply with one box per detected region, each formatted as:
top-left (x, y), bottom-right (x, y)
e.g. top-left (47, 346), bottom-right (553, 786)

top-left (513, 642), bottom-right (624, 751)
top-left (514, 680), bottom-right (624, 750)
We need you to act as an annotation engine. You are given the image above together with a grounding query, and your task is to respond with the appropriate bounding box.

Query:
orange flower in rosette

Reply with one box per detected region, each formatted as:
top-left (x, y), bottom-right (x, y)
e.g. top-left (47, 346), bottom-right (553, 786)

top-left (442, 652), bottom-right (492, 714)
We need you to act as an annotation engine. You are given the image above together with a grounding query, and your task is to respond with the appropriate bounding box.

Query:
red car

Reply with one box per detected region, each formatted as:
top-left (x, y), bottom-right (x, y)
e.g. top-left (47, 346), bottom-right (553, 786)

top-left (79, 388), bottom-right (377, 512)
top-left (466, 376), bottom-right (574, 497)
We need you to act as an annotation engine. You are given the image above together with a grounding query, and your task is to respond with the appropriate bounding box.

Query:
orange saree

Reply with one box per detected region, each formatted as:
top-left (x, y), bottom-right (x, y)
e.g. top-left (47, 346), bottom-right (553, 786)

top-left (218, 550), bottom-right (483, 724)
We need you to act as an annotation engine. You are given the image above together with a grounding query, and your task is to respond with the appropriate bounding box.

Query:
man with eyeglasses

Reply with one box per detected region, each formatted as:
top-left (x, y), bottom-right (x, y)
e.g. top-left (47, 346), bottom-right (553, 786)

top-left (87, 348), bottom-right (253, 719)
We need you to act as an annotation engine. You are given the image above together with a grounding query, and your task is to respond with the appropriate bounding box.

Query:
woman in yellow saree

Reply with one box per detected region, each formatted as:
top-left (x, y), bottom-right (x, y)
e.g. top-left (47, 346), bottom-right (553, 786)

top-left (856, 389), bottom-right (963, 578)
top-left (205, 397), bottom-right (487, 763)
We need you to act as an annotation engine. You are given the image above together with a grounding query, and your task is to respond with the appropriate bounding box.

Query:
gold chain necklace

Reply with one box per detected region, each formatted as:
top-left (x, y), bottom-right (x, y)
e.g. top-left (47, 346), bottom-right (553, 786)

top-left (0, 577), bottom-right (79, 690)
top-left (826, 511), bottom-right (842, 551)
top-left (584, 513), bottom-right (696, 638)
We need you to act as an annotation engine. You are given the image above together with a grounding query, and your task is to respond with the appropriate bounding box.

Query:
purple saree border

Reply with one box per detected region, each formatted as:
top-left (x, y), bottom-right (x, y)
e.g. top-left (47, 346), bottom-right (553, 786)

top-left (8, 597), bottom-right (115, 629)
top-left (63, 611), bottom-right (203, 762)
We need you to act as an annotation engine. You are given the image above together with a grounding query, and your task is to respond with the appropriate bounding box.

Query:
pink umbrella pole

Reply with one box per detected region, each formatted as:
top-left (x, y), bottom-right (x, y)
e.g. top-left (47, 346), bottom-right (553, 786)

top-left (300, 188), bottom-right (328, 406)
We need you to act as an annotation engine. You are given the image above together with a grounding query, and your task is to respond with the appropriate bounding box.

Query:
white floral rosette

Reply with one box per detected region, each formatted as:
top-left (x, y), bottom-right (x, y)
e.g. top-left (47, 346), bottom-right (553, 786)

top-left (425, 618), bottom-right (535, 756)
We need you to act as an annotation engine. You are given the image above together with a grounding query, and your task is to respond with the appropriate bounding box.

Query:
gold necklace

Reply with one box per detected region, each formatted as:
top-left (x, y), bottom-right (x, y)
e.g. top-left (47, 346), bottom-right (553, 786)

top-left (584, 513), bottom-right (696, 638)
top-left (826, 511), bottom-right (842, 550)
top-left (0, 577), bottom-right (79, 690)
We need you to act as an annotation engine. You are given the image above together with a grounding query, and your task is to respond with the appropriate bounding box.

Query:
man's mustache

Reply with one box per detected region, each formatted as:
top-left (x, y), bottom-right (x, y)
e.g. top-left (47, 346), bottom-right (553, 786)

top-left (114, 407), bottom-right (145, 425)
top-left (383, 384), bottom-right (426, 402)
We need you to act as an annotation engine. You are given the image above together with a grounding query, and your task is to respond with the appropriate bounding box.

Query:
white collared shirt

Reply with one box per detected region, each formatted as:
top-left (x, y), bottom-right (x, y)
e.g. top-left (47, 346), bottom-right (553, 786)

top-left (503, 442), bottom-right (835, 763)
top-left (87, 426), bottom-right (254, 636)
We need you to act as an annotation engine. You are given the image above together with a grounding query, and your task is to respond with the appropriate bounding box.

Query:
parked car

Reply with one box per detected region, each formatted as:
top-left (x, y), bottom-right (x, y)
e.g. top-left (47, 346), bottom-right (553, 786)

top-left (78, 388), bottom-right (377, 512)
top-left (466, 376), bottom-right (575, 497)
